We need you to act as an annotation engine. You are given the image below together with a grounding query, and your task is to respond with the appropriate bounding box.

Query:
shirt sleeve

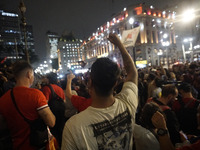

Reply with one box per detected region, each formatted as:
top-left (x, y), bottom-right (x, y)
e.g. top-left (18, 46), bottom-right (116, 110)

top-left (36, 90), bottom-right (48, 111)
top-left (70, 95), bottom-right (87, 112)
top-left (115, 82), bottom-right (138, 115)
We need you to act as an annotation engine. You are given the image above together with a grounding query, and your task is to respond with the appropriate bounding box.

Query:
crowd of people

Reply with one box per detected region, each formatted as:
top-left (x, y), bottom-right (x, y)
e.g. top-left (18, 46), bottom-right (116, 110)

top-left (0, 33), bottom-right (200, 150)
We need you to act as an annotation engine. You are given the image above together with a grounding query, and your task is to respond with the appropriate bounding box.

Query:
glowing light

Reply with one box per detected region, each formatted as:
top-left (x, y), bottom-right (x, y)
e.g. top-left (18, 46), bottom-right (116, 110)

top-left (162, 41), bottom-right (170, 46)
top-left (129, 17), bottom-right (134, 25)
top-left (182, 9), bottom-right (195, 22)
top-left (163, 33), bottom-right (168, 39)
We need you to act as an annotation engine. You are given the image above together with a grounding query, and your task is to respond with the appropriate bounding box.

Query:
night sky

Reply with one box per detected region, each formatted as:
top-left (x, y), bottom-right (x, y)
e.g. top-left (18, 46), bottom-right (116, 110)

top-left (0, 0), bottom-right (173, 60)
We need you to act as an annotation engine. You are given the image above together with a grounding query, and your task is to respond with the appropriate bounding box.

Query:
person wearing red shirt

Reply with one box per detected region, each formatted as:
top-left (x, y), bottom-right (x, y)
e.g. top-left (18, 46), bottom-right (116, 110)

top-left (172, 82), bottom-right (200, 134)
top-left (0, 61), bottom-right (55, 150)
top-left (42, 72), bottom-right (65, 102)
top-left (66, 73), bottom-right (92, 112)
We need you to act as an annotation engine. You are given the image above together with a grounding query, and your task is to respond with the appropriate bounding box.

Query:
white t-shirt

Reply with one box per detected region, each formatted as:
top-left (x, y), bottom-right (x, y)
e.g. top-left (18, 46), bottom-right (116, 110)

top-left (133, 124), bottom-right (160, 150)
top-left (61, 82), bottom-right (138, 150)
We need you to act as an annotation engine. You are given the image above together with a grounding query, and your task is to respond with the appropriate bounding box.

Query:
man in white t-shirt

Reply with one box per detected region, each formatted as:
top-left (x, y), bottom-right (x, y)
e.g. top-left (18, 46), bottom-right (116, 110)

top-left (61, 34), bottom-right (138, 150)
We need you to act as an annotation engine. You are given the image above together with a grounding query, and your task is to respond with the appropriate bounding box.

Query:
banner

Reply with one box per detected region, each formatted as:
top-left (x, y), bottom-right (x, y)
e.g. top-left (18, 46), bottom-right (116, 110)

top-left (121, 26), bottom-right (140, 47)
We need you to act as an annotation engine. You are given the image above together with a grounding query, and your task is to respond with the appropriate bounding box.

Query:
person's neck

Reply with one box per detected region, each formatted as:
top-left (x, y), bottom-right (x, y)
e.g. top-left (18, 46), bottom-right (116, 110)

top-left (91, 94), bottom-right (115, 108)
top-left (15, 80), bottom-right (30, 88)
top-left (159, 97), bottom-right (168, 105)
top-left (182, 93), bottom-right (193, 99)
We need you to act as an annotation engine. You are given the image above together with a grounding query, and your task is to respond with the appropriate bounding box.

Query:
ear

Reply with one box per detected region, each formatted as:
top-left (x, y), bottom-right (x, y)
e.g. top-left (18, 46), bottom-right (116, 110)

top-left (26, 70), bottom-right (32, 79)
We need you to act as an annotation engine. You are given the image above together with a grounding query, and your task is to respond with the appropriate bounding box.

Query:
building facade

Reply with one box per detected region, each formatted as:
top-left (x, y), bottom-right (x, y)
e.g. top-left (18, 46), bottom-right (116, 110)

top-left (167, 0), bottom-right (200, 62)
top-left (0, 10), bottom-right (35, 62)
top-left (46, 31), bottom-right (60, 60)
top-left (83, 4), bottom-right (178, 68)
top-left (58, 36), bottom-right (83, 74)
top-left (0, 10), bottom-right (21, 61)
top-left (20, 24), bottom-right (35, 53)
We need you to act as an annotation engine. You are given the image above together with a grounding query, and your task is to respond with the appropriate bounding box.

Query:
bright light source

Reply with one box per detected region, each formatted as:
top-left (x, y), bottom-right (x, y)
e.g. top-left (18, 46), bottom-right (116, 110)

top-left (150, 5), bottom-right (154, 9)
top-left (129, 17), bottom-right (134, 25)
top-left (162, 41), bottom-right (170, 46)
top-left (113, 57), bottom-right (117, 62)
top-left (183, 39), bottom-right (188, 42)
top-left (189, 38), bottom-right (193, 41)
top-left (44, 61), bottom-right (47, 63)
top-left (182, 9), bottom-right (195, 22)
top-left (123, 8), bottom-right (127, 11)
top-left (49, 60), bottom-right (52, 63)
top-left (175, 35), bottom-right (178, 38)
top-left (163, 33), bottom-right (168, 39)
top-left (157, 51), bottom-right (163, 55)
top-left (140, 23), bottom-right (144, 31)
top-left (157, 19), bottom-right (161, 23)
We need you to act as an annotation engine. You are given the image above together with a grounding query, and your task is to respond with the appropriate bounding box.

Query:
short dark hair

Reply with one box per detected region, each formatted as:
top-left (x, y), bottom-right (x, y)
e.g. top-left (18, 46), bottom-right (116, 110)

top-left (12, 61), bottom-right (33, 79)
top-left (140, 102), bottom-right (163, 130)
top-left (46, 72), bottom-right (57, 84)
top-left (154, 77), bottom-right (163, 88)
top-left (178, 82), bottom-right (191, 93)
top-left (90, 58), bottom-right (120, 97)
top-left (161, 84), bottom-right (177, 98)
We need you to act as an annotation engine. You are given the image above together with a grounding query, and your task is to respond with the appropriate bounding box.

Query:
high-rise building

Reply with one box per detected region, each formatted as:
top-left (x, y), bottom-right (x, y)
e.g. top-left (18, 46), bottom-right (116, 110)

top-left (0, 10), bottom-right (21, 47)
top-left (57, 34), bottom-right (83, 74)
top-left (20, 24), bottom-right (35, 53)
top-left (0, 9), bottom-right (35, 62)
top-left (83, 3), bottom-right (177, 68)
top-left (46, 31), bottom-right (60, 59)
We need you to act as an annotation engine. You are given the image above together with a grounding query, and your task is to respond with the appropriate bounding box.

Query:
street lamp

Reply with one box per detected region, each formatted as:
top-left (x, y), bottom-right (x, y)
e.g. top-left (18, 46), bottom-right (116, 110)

top-left (129, 17), bottom-right (134, 25)
top-left (19, 0), bottom-right (29, 63)
top-left (182, 9), bottom-right (196, 23)
top-left (162, 41), bottom-right (170, 68)
top-left (182, 38), bottom-right (193, 62)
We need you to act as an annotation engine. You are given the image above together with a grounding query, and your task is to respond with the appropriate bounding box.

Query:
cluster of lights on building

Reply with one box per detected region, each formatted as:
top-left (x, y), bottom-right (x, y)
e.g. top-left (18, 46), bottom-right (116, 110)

top-left (80, 3), bottom-right (177, 68)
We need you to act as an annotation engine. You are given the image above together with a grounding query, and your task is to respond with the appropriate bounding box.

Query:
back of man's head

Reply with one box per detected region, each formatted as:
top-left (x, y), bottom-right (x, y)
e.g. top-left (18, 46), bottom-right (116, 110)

top-left (46, 72), bottom-right (57, 84)
top-left (178, 82), bottom-right (191, 93)
top-left (90, 58), bottom-right (120, 97)
top-left (140, 102), bottom-right (163, 130)
top-left (12, 60), bottom-right (33, 79)
top-left (161, 84), bottom-right (177, 98)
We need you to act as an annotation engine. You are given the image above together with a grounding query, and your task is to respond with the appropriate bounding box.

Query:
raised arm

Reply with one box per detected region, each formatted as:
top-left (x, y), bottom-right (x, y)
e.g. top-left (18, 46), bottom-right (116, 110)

top-left (108, 34), bottom-right (138, 85)
top-left (66, 73), bottom-right (75, 100)
top-left (151, 111), bottom-right (175, 150)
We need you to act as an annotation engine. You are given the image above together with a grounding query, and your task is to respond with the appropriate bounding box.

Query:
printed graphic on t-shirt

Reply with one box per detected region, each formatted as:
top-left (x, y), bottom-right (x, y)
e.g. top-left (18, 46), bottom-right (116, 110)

top-left (91, 109), bottom-right (132, 150)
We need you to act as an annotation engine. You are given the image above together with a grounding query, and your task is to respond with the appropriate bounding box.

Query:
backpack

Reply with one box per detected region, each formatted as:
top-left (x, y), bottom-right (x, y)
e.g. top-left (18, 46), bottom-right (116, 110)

top-left (150, 97), bottom-right (171, 111)
top-left (177, 98), bottom-right (200, 134)
top-left (48, 85), bottom-right (67, 146)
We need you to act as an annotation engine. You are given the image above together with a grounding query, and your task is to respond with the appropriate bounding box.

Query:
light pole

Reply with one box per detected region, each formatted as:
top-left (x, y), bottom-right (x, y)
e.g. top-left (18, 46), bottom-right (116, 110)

top-left (128, 17), bottom-right (137, 63)
top-left (182, 38), bottom-right (193, 62)
top-left (162, 41), bottom-right (170, 68)
top-left (19, 0), bottom-right (29, 63)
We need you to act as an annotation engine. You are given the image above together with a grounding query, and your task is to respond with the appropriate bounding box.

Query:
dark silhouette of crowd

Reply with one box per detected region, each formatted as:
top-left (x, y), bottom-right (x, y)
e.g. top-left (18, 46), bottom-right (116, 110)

top-left (0, 34), bottom-right (200, 150)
